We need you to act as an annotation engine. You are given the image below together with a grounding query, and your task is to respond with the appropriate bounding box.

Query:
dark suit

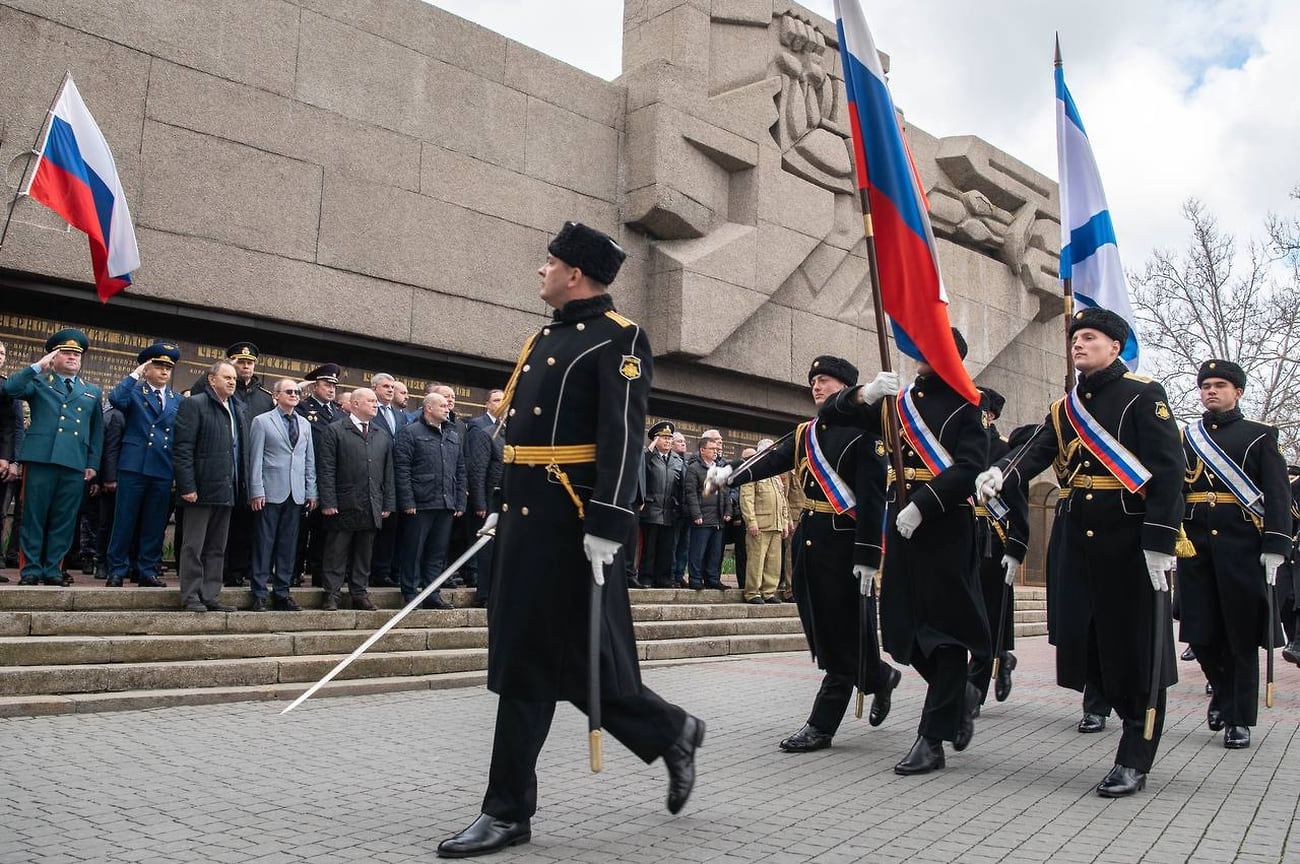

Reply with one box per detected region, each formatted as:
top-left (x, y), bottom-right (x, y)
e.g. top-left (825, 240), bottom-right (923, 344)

top-left (317, 416), bottom-right (395, 599)
top-left (173, 391), bottom-right (246, 607)
top-left (106, 374), bottom-right (180, 583)
top-left (295, 395), bottom-right (338, 583)
top-left (466, 412), bottom-right (505, 602)
top-left (370, 400), bottom-right (409, 584)
top-left (3, 364), bottom-right (103, 584)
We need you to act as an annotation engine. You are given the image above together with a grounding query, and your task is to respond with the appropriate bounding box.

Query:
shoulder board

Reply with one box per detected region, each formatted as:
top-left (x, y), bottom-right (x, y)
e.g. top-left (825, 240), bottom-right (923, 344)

top-left (604, 310), bottom-right (635, 328)
top-left (1123, 372), bottom-right (1153, 383)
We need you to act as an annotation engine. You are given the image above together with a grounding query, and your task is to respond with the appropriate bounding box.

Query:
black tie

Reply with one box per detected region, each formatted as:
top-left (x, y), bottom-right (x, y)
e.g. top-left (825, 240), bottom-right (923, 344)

top-left (285, 412), bottom-right (298, 447)
top-left (154, 390), bottom-right (165, 412)
top-left (64, 378), bottom-right (73, 393)
top-left (361, 421), bottom-right (368, 440)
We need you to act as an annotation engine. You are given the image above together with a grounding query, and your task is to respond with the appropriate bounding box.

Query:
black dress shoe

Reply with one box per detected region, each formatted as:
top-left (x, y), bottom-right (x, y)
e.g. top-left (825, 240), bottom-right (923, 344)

top-left (994, 652), bottom-right (1017, 702)
top-left (18, 577), bottom-right (39, 586)
top-left (894, 736), bottom-right (945, 775)
top-left (94, 565), bottom-right (107, 581)
top-left (704, 581), bottom-right (725, 590)
top-left (746, 596), bottom-right (765, 605)
top-left (1224, 726), bottom-right (1250, 749)
top-left (250, 597), bottom-right (267, 612)
top-left (136, 576), bottom-right (166, 588)
top-left (60, 573), bottom-right (74, 586)
top-left (1283, 640), bottom-right (1300, 667)
top-left (664, 714), bottom-right (705, 814)
top-left (765, 596), bottom-right (782, 604)
top-left (271, 594), bottom-right (301, 612)
top-left (0, 574), bottom-right (7, 583)
top-left (79, 554), bottom-right (96, 575)
top-left (779, 723), bottom-right (833, 752)
top-left (953, 683), bottom-right (979, 751)
top-left (1078, 713), bottom-right (1106, 733)
top-left (437, 813), bottom-right (531, 859)
top-left (870, 666), bottom-right (902, 727)
top-left (423, 593), bottom-right (454, 610)
top-left (184, 602), bottom-right (208, 613)
top-left (321, 595), bottom-right (340, 611)
top-left (1207, 707), bottom-right (1225, 731)
top-left (205, 602), bottom-right (237, 612)
top-left (351, 594), bottom-right (377, 612)
top-left (1096, 763), bottom-right (1146, 797)
top-left (371, 576), bottom-right (398, 588)
top-left (105, 576), bottom-right (124, 587)
top-left (1180, 645), bottom-right (1196, 661)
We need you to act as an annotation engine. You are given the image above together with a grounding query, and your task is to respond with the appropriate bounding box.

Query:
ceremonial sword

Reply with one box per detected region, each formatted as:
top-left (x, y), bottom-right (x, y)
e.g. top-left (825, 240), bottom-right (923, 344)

top-left (280, 513), bottom-right (499, 715)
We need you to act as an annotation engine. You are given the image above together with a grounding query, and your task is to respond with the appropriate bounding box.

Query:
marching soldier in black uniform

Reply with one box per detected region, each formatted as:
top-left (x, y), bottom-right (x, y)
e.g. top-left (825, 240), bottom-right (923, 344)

top-left (819, 330), bottom-right (991, 776)
top-left (978, 307), bottom-right (1183, 797)
top-left (1279, 466), bottom-right (1300, 663)
top-left (1177, 359), bottom-right (1291, 749)
top-left (295, 363), bottom-right (342, 586)
top-left (969, 388), bottom-right (1023, 704)
top-left (709, 355), bottom-right (901, 754)
top-left (438, 223), bottom-right (703, 859)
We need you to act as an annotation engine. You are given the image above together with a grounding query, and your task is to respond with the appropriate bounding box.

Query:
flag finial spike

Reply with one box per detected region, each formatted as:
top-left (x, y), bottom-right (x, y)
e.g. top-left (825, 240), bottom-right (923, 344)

top-left (1054, 33), bottom-right (1062, 67)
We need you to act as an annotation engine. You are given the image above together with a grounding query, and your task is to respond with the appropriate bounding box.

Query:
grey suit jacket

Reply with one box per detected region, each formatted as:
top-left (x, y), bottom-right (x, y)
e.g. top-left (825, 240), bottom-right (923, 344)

top-left (248, 408), bottom-right (316, 505)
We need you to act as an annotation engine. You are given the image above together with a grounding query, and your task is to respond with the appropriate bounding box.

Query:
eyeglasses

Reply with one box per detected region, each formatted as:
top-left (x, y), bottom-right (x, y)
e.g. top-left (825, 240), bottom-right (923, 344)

top-left (280, 389), bottom-right (301, 396)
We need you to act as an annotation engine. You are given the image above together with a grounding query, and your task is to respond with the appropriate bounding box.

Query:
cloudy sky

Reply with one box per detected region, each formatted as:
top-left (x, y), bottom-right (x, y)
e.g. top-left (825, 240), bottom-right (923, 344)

top-left (428, 0), bottom-right (1299, 264)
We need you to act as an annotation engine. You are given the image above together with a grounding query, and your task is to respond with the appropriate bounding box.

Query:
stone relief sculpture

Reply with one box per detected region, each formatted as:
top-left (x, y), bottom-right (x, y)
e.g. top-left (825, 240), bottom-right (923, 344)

top-left (621, 1), bottom-right (1061, 383)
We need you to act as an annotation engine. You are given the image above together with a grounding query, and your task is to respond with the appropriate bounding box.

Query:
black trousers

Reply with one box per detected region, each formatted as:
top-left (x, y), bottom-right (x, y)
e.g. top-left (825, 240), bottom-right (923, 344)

top-left (639, 522), bottom-right (676, 587)
top-left (910, 643), bottom-right (969, 742)
top-left (323, 528), bottom-right (376, 597)
top-left (370, 511), bottom-right (402, 583)
top-left (1083, 680), bottom-right (1113, 717)
top-left (483, 687), bottom-right (686, 822)
top-left (224, 504), bottom-right (254, 581)
top-left (1086, 634), bottom-right (1163, 772)
top-left (806, 672), bottom-right (854, 735)
top-left (1194, 640), bottom-right (1258, 727)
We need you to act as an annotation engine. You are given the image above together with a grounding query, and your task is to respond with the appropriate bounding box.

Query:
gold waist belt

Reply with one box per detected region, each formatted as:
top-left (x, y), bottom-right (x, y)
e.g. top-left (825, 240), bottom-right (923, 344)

top-left (803, 500), bottom-right (838, 515)
top-left (1184, 491), bottom-right (1237, 507)
top-left (1068, 474), bottom-right (1126, 490)
top-left (887, 466), bottom-right (935, 483)
top-left (502, 444), bottom-right (596, 465)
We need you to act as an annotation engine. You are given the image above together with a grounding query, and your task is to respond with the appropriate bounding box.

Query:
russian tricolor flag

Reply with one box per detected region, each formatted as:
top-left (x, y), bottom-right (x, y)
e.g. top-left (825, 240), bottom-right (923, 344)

top-left (26, 75), bottom-right (139, 302)
top-left (834, 1), bottom-right (979, 405)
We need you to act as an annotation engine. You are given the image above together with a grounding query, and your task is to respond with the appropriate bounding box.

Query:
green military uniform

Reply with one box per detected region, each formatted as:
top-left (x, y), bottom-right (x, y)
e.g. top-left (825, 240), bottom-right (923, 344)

top-left (3, 329), bottom-right (103, 584)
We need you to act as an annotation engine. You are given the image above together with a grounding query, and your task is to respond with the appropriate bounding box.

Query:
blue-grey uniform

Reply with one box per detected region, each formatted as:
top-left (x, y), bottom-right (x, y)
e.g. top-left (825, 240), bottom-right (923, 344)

top-left (105, 341), bottom-right (183, 587)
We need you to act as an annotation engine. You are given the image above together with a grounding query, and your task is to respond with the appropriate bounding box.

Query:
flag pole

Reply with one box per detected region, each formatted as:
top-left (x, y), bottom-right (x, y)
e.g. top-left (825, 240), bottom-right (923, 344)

top-left (856, 187), bottom-right (909, 508)
top-left (0, 71), bottom-right (70, 253)
top-left (1055, 37), bottom-right (1076, 395)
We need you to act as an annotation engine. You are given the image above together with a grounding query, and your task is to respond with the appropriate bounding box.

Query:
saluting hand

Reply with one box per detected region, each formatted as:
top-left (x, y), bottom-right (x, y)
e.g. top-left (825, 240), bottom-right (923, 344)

top-left (34, 350), bottom-right (60, 371)
top-left (132, 362), bottom-right (151, 378)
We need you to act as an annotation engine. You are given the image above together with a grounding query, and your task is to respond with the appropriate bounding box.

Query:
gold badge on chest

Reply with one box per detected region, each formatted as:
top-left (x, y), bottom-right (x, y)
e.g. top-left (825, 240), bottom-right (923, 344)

top-left (1155, 402), bottom-right (1171, 421)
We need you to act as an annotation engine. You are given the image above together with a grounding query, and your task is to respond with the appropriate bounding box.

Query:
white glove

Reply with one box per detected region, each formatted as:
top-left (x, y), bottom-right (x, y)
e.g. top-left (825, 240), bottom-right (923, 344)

top-left (1143, 550), bottom-right (1174, 592)
top-left (895, 502), bottom-right (922, 539)
top-left (859, 371), bottom-right (901, 405)
top-left (852, 564), bottom-right (877, 596)
top-left (1262, 552), bottom-right (1285, 586)
top-left (704, 463), bottom-right (733, 495)
top-left (974, 466), bottom-right (1004, 504)
top-left (583, 534), bottom-right (621, 572)
top-left (1001, 554), bottom-right (1019, 586)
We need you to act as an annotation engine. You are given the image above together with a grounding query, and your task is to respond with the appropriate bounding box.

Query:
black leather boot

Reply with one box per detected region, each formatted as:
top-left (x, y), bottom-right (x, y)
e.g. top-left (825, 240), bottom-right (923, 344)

top-left (1224, 726), bottom-right (1250, 749)
top-left (1077, 713), bottom-right (1106, 733)
top-left (894, 736), bottom-right (945, 775)
top-left (1096, 763), bottom-right (1146, 797)
top-left (664, 715), bottom-right (705, 814)
top-left (870, 666), bottom-right (902, 727)
top-left (779, 723), bottom-right (833, 752)
top-left (437, 813), bottom-right (531, 858)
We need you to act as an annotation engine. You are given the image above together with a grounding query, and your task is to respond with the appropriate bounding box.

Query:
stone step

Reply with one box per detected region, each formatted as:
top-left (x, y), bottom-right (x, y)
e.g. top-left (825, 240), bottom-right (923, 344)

top-left (0, 617), bottom-right (807, 667)
top-left (0, 585), bottom-right (752, 612)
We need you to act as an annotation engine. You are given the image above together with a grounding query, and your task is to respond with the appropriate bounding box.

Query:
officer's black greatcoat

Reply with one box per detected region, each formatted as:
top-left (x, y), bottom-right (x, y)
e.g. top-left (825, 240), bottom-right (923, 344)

top-left (728, 418), bottom-right (886, 678)
top-left (1177, 409), bottom-right (1290, 656)
top-left (822, 375), bottom-right (991, 666)
top-left (487, 293), bottom-right (650, 703)
top-left (1001, 361), bottom-right (1183, 718)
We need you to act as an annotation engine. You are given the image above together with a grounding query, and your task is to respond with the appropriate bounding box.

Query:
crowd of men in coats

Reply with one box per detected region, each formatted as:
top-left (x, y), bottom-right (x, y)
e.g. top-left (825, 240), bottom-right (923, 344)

top-left (0, 330), bottom-right (506, 615)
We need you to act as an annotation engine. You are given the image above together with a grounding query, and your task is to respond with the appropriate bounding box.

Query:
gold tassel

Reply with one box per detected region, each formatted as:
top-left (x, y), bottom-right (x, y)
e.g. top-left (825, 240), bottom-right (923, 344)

top-left (1175, 524), bottom-right (1196, 558)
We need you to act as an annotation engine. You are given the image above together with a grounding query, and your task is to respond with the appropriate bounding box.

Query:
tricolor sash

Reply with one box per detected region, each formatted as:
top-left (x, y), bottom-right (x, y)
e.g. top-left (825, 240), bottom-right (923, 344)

top-left (1185, 420), bottom-right (1265, 519)
top-left (802, 421), bottom-right (856, 517)
top-left (1062, 388), bottom-right (1151, 493)
top-left (898, 386), bottom-right (953, 475)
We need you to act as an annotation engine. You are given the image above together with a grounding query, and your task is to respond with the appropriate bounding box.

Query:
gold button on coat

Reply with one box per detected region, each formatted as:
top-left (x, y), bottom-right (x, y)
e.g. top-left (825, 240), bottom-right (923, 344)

top-left (1086, 530), bottom-right (1094, 537)
top-left (521, 507), bottom-right (530, 516)
top-left (547, 357), bottom-right (556, 366)
top-left (533, 406), bottom-right (542, 415)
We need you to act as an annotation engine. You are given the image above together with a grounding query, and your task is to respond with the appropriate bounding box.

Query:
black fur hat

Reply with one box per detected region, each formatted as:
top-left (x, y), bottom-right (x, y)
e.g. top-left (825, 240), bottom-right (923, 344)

top-left (808, 355), bottom-right (859, 387)
top-left (951, 327), bottom-right (968, 360)
top-left (547, 221), bottom-right (626, 285)
top-left (979, 387), bottom-right (1006, 419)
top-left (1068, 307), bottom-right (1129, 344)
top-left (1197, 359), bottom-right (1246, 390)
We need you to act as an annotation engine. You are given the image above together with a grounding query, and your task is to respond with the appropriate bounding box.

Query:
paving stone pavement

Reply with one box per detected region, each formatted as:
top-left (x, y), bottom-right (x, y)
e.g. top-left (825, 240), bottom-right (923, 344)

top-left (3, 636), bottom-right (1300, 863)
